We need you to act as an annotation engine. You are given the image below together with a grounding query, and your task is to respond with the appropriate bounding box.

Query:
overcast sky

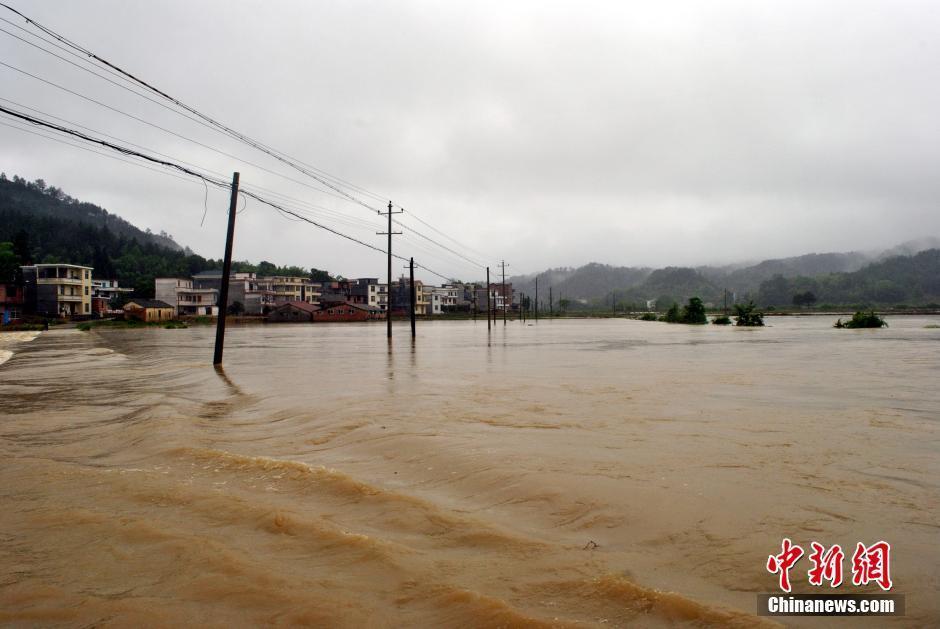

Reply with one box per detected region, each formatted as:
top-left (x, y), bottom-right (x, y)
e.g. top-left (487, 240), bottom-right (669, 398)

top-left (1, 1), bottom-right (938, 282)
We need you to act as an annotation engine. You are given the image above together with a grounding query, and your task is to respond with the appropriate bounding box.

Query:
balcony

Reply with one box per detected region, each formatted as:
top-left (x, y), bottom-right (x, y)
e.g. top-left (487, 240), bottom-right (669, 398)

top-left (38, 276), bottom-right (83, 285)
top-left (57, 294), bottom-right (83, 302)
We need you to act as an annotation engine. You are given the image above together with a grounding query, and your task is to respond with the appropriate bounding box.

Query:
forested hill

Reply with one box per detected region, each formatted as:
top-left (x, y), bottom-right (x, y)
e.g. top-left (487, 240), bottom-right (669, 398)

top-left (1, 174), bottom-right (183, 251)
top-left (0, 174), bottom-right (333, 297)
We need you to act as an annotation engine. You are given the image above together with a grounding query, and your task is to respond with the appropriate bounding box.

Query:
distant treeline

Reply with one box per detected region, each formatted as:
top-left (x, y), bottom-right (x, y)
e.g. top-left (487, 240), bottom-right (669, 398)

top-left (592, 250), bottom-right (940, 311)
top-left (0, 174), bottom-right (334, 297)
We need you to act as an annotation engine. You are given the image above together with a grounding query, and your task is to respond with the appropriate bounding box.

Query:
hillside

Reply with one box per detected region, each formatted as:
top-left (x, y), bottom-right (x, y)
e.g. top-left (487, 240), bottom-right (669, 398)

top-left (756, 249), bottom-right (940, 307)
top-left (511, 239), bottom-right (940, 309)
top-left (511, 263), bottom-right (651, 302)
top-left (0, 174), bottom-right (333, 297)
top-left (1, 174), bottom-right (183, 251)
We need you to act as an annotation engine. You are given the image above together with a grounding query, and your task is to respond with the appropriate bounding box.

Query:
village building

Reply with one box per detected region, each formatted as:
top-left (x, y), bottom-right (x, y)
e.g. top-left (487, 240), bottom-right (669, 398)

top-left (266, 300), bottom-right (319, 323)
top-left (155, 278), bottom-right (218, 316)
top-left (0, 282), bottom-right (24, 324)
top-left (123, 299), bottom-right (176, 322)
top-left (21, 263), bottom-right (93, 317)
top-left (313, 301), bottom-right (384, 322)
top-left (91, 279), bottom-right (134, 314)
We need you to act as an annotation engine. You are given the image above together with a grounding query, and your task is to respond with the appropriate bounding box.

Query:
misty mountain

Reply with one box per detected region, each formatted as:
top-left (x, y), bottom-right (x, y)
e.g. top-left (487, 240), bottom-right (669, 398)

top-left (511, 263), bottom-right (651, 302)
top-left (756, 249), bottom-right (940, 307)
top-left (0, 174), bottom-right (183, 252)
top-left (511, 238), bottom-right (940, 306)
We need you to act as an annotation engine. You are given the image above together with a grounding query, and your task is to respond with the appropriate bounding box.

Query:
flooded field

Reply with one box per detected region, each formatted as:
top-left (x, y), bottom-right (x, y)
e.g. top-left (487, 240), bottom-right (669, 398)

top-left (1, 316), bottom-right (938, 627)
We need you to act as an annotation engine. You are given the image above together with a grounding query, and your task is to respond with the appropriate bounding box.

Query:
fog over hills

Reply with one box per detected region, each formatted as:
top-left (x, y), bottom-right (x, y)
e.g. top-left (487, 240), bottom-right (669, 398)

top-left (509, 237), bottom-right (940, 305)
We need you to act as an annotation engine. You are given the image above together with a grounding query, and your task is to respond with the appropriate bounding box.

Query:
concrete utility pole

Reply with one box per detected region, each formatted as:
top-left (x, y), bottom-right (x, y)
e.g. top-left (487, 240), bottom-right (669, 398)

top-left (549, 286), bottom-right (553, 317)
top-left (378, 201), bottom-right (402, 340)
top-left (534, 275), bottom-right (539, 322)
top-left (213, 172), bottom-right (240, 366)
top-left (500, 260), bottom-right (507, 326)
top-left (486, 267), bottom-right (491, 331)
top-left (409, 257), bottom-right (416, 338)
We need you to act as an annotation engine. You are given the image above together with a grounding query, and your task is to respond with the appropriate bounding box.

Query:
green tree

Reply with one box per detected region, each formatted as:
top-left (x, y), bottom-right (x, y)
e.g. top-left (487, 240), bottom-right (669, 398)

top-left (792, 291), bottom-right (817, 307)
top-left (734, 301), bottom-right (765, 326)
top-left (0, 242), bottom-right (18, 283)
top-left (660, 302), bottom-right (681, 323)
top-left (558, 298), bottom-right (570, 313)
top-left (227, 301), bottom-right (245, 315)
top-left (310, 269), bottom-right (333, 282)
top-left (680, 297), bottom-right (707, 324)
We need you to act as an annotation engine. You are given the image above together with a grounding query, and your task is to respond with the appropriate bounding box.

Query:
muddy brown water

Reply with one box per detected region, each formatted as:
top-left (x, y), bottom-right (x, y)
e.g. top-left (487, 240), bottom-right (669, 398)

top-left (1, 317), bottom-right (938, 627)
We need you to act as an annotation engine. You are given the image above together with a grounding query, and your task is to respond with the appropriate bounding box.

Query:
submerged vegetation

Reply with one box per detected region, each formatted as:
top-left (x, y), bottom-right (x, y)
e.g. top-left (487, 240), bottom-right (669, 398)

top-left (733, 301), bottom-right (765, 327)
top-left (637, 312), bottom-right (658, 321)
top-left (712, 315), bottom-right (732, 325)
top-left (834, 311), bottom-right (888, 329)
top-left (655, 297), bottom-right (708, 324)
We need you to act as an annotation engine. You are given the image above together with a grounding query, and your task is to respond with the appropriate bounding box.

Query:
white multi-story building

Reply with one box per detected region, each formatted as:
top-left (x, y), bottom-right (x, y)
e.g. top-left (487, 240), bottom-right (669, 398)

top-left (155, 278), bottom-right (218, 315)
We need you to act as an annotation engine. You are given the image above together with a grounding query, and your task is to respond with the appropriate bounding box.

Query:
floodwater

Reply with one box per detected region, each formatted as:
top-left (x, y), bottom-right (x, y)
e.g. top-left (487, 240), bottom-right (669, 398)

top-left (0, 317), bottom-right (938, 627)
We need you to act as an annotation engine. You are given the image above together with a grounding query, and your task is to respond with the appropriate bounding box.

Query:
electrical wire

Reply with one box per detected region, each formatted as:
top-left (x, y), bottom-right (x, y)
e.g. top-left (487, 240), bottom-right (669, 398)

top-left (0, 105), bottom-right (457, 281)
top-left (0, 2), bottom-right (497, 272)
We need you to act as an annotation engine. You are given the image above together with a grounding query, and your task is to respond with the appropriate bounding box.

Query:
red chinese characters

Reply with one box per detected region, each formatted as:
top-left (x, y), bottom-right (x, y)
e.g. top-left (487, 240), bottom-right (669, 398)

top-left (807, 542), bottom-right (844, 587)
top-left (766, 538), bottom-right (804, 592)
top-left (851, 541), bottom-right (892, 591)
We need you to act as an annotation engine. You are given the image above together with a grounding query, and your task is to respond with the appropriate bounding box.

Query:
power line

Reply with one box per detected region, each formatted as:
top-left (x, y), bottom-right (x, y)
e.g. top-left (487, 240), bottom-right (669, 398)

top-left (0, 104), bottom-right (457, 281)
top-left (0, 2), bottom-right (495, 273)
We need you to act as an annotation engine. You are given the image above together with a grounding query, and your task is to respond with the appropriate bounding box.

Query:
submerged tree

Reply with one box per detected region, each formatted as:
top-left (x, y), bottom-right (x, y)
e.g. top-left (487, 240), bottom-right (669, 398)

top-left (659, 302), bottom-right (681, 323)
top-left (835, 311), bottom-right (887, 329)
top-left (680, 297), bottom-right (707, 324)
top-left (734, 301), bottom-right (765, 327)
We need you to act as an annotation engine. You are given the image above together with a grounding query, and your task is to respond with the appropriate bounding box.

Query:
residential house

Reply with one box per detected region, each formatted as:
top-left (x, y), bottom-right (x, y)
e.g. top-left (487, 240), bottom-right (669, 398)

top-left (21, 264), bottom-right (93, 317)
top-left (313, 301), bottom-right (385, 322)
top-left (267, 300), bottom-right (319, 323)
top-left (349, 278), bottom-right (388, 312)
top-left (0, 282), bottom-right (24, 324)
top-left (155, 278), bottom-right (218, 316)
top-left (123, 299), bottom-right (176, 322)
top-left (91, 279), bottom-right (134, 314)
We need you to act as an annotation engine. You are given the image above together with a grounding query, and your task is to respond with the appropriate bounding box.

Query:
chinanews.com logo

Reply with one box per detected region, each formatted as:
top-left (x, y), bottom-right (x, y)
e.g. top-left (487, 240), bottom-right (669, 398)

top-left (758, 539), bottom-right (905, 617)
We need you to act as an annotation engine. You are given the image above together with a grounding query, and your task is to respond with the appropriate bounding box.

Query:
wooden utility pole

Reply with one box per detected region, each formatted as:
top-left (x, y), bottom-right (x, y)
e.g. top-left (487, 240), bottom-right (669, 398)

top-left (378, 201), bottom-right (402, 340)
top-left (409, 257), bottom-right (416, 338)
top-left (486, 267), bottom-right (491, 331)
top-left (213, 172), bottom-right (240, 366)
top-left (500, 260), bottom-right (507, 325)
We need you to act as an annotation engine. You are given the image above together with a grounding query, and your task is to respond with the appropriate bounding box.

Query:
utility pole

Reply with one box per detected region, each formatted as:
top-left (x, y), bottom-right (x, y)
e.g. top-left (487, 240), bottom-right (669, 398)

top-left (409, 257), bottom-right (416, 339)
top-left (500, 260), bottom-right (507, 325)
top-left (723, 288), bottom-right (728, 315)
top-left (534, 275), bottom-right (539, 322)
top-left (549, 286), bottom-right (553, 317)
top-left (378, 201), bottom-right (402, 340)
top-left (213, 172), bottom-right (240, 366)
top-left (486, 267), bottom-right (491, 331)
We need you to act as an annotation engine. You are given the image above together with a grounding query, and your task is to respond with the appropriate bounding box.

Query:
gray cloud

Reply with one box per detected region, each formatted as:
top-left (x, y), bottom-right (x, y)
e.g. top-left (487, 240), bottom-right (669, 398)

top-left (1, 0), bottom-right (938, 280)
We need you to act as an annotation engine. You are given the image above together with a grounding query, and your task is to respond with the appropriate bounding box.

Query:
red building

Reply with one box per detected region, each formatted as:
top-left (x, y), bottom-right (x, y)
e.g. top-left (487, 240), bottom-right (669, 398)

top-left (267, 301), bottom-right (319, 322)
top-left (313, 302), bottom-right (384, 322)
top-left (0, 283), bottom-right (24, 325)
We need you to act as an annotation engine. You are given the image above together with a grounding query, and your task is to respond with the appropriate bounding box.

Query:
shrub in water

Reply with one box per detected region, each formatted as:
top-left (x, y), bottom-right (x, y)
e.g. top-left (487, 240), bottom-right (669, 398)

top-left (835, 311), bottom-right (887, 329)
top-left (712, 315), bottom-right (732, 325)
top-left (734, 301), bottom-right (764, 327)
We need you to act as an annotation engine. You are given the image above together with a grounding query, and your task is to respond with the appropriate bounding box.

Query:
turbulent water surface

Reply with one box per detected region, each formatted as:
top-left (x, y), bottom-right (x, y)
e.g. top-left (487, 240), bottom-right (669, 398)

top-left (1, 317), bottom-right (938, 627)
